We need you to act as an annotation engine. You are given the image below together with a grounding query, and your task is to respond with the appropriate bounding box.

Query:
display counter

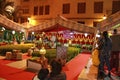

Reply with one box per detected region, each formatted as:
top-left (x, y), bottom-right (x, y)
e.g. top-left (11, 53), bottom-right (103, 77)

top-left (26, 59), bottom-right (42, 71)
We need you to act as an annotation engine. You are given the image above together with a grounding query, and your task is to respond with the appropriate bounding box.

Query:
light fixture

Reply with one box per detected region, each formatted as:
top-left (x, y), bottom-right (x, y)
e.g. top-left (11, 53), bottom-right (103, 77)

top-left (103, 15), bottom-right (107, 20)
top-left (12, 30), bottom-right (15, 34)
top-left (96, 30), bottom-right (101, 37)
top-left (2, 27), bottom-right (5, 31)
top-left (28, 18), bottom-right (30, 22)
top-left (32, 32), bottom-right (34, 35)
top-left (84, 33), bottom-right (88, 37)
top-left (96, 34), bottom-right (100, 37)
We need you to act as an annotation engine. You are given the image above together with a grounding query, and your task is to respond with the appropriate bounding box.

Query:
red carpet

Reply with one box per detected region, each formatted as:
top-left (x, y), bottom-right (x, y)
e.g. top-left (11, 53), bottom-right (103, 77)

top-left (0, 64), bottom-right (35, 80)
top-left (63, 52), bottom-right (91, 80)
top-left (0, 53), bottom-right (31, 64)
top-left (22, 53), bottom-right (31, 59)
top-left (0, 59), bottom-right (15, 64)
top-left (0, 54), bottom-right (34, 80)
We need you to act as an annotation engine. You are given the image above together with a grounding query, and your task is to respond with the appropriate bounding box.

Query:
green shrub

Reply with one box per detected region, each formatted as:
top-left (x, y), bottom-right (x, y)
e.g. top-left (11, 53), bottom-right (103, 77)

top-left (31, 47), bottom-right (80, 62)
top-left (45, 49), bottom-right (57, 63)
top-left (0, 44), bottom-right (34, 55)
top-left (32, 51), bottom-right (41, 57)
top-left (0, 43), bottom-right (81, 62)
top-left (66, 47), bottom-right (80, 61)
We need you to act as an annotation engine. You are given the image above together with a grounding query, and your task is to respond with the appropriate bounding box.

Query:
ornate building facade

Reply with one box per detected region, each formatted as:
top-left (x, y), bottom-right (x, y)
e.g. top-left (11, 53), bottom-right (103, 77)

top-left (8, 0), bottom-right (120, 28)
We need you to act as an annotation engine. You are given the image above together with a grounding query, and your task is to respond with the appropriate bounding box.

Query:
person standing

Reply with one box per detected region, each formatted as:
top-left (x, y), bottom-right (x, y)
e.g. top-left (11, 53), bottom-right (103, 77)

top-left (110, 29), bottom-right (120, 72)
top-left (97, 31), bottom-right (112, 79)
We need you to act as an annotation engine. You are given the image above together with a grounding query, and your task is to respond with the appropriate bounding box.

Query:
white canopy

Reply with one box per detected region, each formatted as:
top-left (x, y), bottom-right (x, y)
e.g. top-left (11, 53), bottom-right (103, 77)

top-left (0, 14), bottom-right (25, 32)
top-left (28, 16), bottom-right (96, 34)
top-left (0, 14), bottom-right (96, 34)
top-left (98, 11), bottom-right (120, 31)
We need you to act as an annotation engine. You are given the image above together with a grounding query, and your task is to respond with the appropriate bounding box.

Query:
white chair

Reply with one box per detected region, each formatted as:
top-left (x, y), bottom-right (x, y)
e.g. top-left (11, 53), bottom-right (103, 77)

top-left (16, 53), bottom-right (22, 60)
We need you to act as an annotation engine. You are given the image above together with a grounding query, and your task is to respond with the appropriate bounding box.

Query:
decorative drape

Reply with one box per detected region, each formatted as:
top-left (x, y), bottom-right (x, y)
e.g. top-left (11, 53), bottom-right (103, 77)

top-left (98, 11), bottom-right (120, 31)
top-left (0, 14), bottom-right (25, 32)
top-left (27, 16), bottom-right (96, 34)
top-left (34, 32), bottom-right (95, 45)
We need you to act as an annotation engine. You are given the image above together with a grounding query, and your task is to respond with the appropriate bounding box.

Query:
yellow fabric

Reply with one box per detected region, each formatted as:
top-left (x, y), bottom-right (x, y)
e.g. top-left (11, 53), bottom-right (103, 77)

top-left (92, 49), bottom-right (100, 66)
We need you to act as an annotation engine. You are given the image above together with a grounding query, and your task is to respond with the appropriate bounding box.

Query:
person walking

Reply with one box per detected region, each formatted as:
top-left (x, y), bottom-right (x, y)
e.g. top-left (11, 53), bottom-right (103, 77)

top-left (97, 31), bottom-right (112, 79)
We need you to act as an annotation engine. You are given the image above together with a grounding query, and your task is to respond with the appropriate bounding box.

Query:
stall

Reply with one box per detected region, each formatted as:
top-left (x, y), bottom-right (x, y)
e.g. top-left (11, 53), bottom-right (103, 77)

top-left (27, 16), bottom-right (97, 49)
top-left (0, 14), bottom-right (96, 46)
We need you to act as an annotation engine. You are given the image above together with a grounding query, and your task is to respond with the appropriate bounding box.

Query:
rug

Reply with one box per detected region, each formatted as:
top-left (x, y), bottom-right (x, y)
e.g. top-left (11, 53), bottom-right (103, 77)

top-left (0, 53), bottom-right (31, 65)
top-left (63, 53), bottom-right (91, 80)
top-left (0, 64), bottom-right (35, 80)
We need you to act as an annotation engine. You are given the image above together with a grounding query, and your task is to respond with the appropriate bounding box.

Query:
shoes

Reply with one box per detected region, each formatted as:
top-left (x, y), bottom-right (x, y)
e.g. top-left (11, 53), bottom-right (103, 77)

top-left (108, 72), bottom-right (112, 78)
top-left (97, 71), bottom-right (105, 79)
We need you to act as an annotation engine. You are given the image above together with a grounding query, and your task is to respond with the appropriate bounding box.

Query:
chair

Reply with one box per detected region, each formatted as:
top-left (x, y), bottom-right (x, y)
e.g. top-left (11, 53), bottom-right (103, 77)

top-left (6, 52), bottom-right (12, 59)
top-left (16, 53), bottom-right (22, 60)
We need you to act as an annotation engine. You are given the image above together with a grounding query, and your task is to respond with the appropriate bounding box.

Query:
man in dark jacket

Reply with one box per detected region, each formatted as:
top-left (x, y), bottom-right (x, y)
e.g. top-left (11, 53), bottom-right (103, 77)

top-left (97, 31), bottom-right (112, 79)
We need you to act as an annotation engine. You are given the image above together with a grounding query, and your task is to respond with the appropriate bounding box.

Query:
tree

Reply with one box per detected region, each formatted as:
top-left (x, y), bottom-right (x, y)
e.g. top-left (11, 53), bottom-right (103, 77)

top-left (0, 0), bottom-right (15, 19)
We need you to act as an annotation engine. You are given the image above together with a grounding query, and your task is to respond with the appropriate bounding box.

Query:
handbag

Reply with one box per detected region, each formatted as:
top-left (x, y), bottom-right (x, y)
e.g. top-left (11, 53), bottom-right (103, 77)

top-left (92, 49), bottom-right (100, 66)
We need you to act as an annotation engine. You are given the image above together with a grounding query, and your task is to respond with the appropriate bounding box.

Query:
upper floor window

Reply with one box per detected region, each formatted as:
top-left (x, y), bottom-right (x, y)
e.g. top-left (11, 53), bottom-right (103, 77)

top-left (62, 3), bottom-right (70, 14)
top-left (94, 2), bottom-right (103, 13)
top-left (39, 6), bottom-right (44, 15)
top-left (112, 1), bottom-right (120, 14)
top-left (20, 17), bottom-right (27, 23)
top-left (77, 2), bottom-right (86, 13)
top-left (23, 8), bottom-right (29, 14)
top-left (23, 0), bottom-right (30, 2)
top-left (34, 6), bottom-right (38, 15)
top-left (77, 21), bottom-right (85, 24)
top-left (34, 5), bottom-right (50, 16)
top-left (45, 5), bottom-right (50, 15)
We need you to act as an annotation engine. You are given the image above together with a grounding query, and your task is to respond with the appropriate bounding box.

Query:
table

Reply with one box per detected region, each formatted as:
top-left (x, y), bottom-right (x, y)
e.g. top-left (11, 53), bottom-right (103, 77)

top-left (27, 59), bottom-right (42, 71)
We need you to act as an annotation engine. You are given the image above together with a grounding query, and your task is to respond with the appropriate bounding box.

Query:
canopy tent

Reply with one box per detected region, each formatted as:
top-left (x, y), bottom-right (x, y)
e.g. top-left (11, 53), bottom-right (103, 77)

top-left (0, 14), bottom-right (96, 34)
top-left (27, 16), bottom-right (97, 48)
top-left (0, 14), bottom-right (97, 49)
top-left (27, 16), bottom-right (96, 34)
top-left (98, 11), bottom-right (120, 32)
top-left (0, 14), bottom-right (97, 44)
top-left (0, 14), bottom-right (25, 32)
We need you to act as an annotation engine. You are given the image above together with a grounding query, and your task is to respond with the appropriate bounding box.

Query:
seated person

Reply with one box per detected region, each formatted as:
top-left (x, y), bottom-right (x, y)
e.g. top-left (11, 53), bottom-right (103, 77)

top-left (38, 68), bottom-right (49, 80)
top-left (49, 59), bottom-right (66, 80)
top-left (33, 68), bottom-right (49, 80)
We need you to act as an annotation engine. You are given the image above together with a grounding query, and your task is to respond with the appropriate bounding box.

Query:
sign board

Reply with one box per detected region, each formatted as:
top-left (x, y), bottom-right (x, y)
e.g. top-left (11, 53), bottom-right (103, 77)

top-left (56, 46), bottom-right (67, 59)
